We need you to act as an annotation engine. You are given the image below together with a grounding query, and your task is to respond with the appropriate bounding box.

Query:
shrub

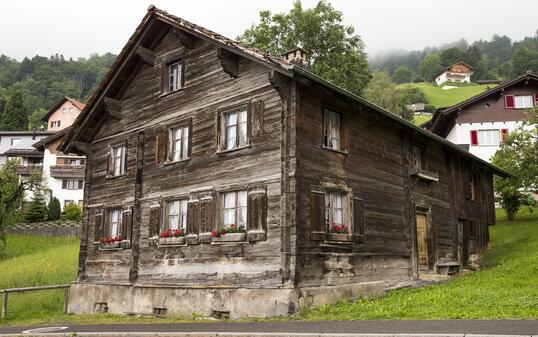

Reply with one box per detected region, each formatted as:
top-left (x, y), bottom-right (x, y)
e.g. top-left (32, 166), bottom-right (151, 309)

top-left (47, 197), bottom-right (61, 221)
top-left (64, 204), bottom-right (82, 221)
top-left (25, 192), bottom-right (48, 222)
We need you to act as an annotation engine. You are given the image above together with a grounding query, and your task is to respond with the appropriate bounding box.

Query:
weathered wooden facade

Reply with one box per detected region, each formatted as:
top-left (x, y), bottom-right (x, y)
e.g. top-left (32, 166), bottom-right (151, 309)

top-left (61, 7), bottom-right (508, 318)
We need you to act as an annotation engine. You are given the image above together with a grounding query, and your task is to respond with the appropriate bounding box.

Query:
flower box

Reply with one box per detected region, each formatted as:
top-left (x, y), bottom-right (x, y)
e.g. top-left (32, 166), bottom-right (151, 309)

top-left (327, 233), bottom-right (353, 242)
top-left (212, 232), bottom-right (246, 242)
top-left (101, 241), bottom-right (121, 249)
top-left (159, 236), bottom-right (185, 246)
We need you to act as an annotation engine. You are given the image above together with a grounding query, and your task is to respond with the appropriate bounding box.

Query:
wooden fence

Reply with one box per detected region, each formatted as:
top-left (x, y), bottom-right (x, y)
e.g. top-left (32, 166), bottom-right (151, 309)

top-left (0, 284), bottom-right (70, 320)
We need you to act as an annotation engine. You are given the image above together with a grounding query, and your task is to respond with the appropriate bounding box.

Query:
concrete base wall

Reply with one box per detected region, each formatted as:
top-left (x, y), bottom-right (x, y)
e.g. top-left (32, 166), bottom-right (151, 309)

top-left (68, 280), bottom-right (386, 319)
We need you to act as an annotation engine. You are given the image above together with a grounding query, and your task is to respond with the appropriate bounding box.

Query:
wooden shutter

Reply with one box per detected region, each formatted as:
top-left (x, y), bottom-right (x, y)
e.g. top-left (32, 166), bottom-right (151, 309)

top-left (248, 191), bottom-right (267, 232)
top-left (470, 130), bottom-right (478, 146)
top-left (155, 129), bottom-right (167, 163)
top-left (78, 180), bottom-right (84, 189)
top-left (504, 95), bottom-right (515, 109)
top-left (149, 206), bottom-right (161, 238)
top-left (62, 180), bottom-right (67, 189)
top-left (353, 198), bottom-right (365, 236)
top-left (310, 191), bottom-right (327, 241)
top-left (106, 148), bottom-right (113, 176)
top-left (94, 209), bottom-right (104, 242)
top-left (121, 207), bottom-right (133, 246)
top-left (216, 111), bottom-right (225, 150)
top-left (250, 99), bottom-right (265, 138)
top-left (199, 198), bottom-right (214, 233)
top-left (187, 201), bottom-right (200, 235)
top-left (500, 128), bottom-right (509, 142)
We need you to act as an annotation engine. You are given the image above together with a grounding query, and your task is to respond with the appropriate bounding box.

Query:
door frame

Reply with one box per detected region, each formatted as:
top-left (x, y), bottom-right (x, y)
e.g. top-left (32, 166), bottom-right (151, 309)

top-left (414, 205), bottom-right (433, 274)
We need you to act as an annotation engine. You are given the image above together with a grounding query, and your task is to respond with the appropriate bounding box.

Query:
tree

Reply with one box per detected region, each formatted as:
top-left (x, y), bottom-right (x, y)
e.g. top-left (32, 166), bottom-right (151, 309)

top-left (363, 72), bottom-right (413, 122)
top-left (392, 66), bottom-right (414, 84)
top-left (0, 160), bottom-right (43, 248)
top-left (48, 197), bottom-right (61, 221)
top-left (440, 47), bottom-right (464, 67)
top-left (491, 108), bottom-right (538, 220)
top-left (0, 91), bottom-right (28, 130)
top-left (25, 191), bottom-right (48, 222)
top-left (419, 53), bottom-right (443, 83)
top-left (238, 0), bottom-right (370, 95)
top-left (65, 204), bottom-right (82, 221)
top-left (27, 108), bottom-right (48, 131)
top-left (511, 45), bottom-right (538, 76)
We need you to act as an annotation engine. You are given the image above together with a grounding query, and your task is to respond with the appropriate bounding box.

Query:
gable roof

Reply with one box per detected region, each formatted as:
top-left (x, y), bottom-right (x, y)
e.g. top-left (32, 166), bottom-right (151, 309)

top-left (445, 61), bottom-right (474, 72)
top-left (41, 97), bottom-right (86, 123)
top-left (59, 6), bottom-right (509, 178)
top-left (33, 127), bottom-right (71, 151)
top-left (425, 72), bottom-right (538, 134)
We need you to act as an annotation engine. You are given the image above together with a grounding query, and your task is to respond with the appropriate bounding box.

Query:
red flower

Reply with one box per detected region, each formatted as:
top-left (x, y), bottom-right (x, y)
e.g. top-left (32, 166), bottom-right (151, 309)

top-left (211, 230), bottom-right (217, 238)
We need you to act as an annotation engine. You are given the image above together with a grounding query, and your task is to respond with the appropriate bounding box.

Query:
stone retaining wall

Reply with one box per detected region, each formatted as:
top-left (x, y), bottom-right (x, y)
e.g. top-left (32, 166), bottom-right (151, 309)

top-left (9, 221), bottom-right (82, 237)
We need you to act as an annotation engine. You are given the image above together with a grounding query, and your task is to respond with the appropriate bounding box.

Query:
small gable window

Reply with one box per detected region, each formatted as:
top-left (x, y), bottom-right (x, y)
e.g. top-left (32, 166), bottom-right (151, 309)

top-left (323, 109), bottom-right (341, 150)
top-left (168, 60), bottom-right (182, 92)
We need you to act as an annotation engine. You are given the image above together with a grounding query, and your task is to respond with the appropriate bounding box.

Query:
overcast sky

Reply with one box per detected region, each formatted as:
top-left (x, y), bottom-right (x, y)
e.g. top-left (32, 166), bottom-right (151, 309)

top-left (2, 0), bottom-right (538, 60)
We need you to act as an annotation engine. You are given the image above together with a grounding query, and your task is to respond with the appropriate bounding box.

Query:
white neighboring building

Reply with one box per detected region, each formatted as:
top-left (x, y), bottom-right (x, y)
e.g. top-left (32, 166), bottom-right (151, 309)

top-left (435, 61), bottom-right (474, 86)
top-left (425, 72), bottom-right (538, 163)
top-left (33, 97), bottom-right (86, 209)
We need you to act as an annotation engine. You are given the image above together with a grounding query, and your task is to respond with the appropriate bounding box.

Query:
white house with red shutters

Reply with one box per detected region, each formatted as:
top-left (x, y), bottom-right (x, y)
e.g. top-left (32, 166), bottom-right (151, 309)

top-left (424, 72), bottom-right (538, 162)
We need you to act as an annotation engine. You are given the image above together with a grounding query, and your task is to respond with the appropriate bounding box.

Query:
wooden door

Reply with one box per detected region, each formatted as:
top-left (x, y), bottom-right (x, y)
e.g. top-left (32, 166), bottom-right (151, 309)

top-left (415, 213), bottom-right (429, 268)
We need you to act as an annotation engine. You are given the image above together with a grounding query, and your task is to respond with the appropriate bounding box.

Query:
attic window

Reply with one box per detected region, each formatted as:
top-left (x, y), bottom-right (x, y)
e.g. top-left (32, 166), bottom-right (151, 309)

top-left (167, 60), bottom-right (183, 92)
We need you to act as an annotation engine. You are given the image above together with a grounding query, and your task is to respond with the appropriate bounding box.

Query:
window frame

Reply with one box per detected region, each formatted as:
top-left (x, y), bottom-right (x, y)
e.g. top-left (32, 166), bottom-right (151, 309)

top-left (514, 94), bottom-right (534, 109)
top-left (323, 108), bottom-right (342, 151)
top-left (477, 129), bottom-right (501, 147)
top-left (324, 190), bottom-right (351, 233)
top-left (162, 198), bottom-right (188, 233)
top-left (162, 57), bottom-right (185, 95)
top-left (218, 103), bottom-right (250, 152)
top-left (412, 145), bottom-right (424, 171)
top-left (105, 208), bottom-right (123, 239)
top-left (108, 141), bottom-right (127, 178)
top-left (64, 179), bottom-right (79, 190)
top-left (167, 121), bottom-right (191, 163)
top-left (220, 190), bottom-right (248, 230)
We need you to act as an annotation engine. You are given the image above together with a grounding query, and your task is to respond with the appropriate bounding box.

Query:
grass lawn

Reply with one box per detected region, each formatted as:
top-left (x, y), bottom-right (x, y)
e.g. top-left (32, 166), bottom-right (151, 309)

top-left (1, 207), bottom-right (538, 326)
top-left (413, 114), bottom-right (432, 126)
top-left (399, 82), bottom-right (492, 110)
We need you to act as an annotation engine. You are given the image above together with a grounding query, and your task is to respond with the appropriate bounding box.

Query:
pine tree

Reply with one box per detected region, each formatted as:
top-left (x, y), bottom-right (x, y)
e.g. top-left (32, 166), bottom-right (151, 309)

top-left (1, 92), bottom-right (28, 131)
top-left (47, 197), bottom-right (61, 221)
top-left (25, 192), bottom-right (48, 222)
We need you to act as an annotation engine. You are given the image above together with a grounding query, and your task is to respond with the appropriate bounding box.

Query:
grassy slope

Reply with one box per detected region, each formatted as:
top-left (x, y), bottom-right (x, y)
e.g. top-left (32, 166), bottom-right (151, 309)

top-left (300, 207), bottom-right (538, 320)
top-left (1, 207), bottom-right (538, 325)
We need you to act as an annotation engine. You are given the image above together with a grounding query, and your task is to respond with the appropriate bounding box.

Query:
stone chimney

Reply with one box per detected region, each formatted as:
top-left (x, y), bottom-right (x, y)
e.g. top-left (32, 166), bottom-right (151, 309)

top-left (281, 47), bottom-right (308, 67)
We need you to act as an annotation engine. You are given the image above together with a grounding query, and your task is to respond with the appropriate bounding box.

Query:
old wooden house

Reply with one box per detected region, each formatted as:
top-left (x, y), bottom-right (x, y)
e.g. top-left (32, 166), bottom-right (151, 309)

top-left (61, 6), bottom-right (508, 318)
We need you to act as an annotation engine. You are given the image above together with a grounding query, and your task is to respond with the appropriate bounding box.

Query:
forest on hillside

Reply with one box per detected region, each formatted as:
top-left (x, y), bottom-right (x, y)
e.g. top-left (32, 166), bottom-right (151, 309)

top-left (0, 53), bottom-right (116, 130)
top-left (370, 31), bottom-right (538, 83)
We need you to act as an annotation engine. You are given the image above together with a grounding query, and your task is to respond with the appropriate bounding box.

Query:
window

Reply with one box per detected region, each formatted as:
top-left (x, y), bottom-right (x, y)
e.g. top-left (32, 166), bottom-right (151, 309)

top-left (170, 126), bottom-right (189, 162)
top-left (323, 109), bottom-right (341, 150)
top-left (325, 191), bottom-right (348, 229)
top-left (50, 120), bottom-right (61, 128)
top-left (69, 159), bottom-right (82, 166)
top-left (110, 144), bottom-right (126, 176)
top-left (412, 146), bottom-right (423, 170)
top-left (63, 179), bottom-right (82, 190)
top-left (164, 199), bottom-right (188, 231)
top-left (514, 95), bottom-right (534, 109)
top-left (477, 130), bottom-right (500, 146)
top-left (222, 190), bottom-right (247, 229)
top-left (10, 138), bottom-right (21, 147)
top-left (223, 108), bottom-right (248, 150)
top-left (469, 173), bottom-right (480, 201)
top-left (168, 60), bottom-right (182, 92)
top-left (62, 107), bottom-right (67, 114)
top-left (107, 209), bottom-right (122, 237)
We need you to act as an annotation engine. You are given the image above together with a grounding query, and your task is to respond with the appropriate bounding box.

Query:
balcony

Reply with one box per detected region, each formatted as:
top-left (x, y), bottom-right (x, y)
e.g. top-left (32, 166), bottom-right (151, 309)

top-left (16, 165), bottom-right (43, 176)
top-left (49, 165), bottom-right (86, 179)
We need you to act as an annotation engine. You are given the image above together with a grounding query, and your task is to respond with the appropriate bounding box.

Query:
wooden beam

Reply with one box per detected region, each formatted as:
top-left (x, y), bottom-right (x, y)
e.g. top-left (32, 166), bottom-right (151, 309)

top-left (217, 48), bottom-right (240, 78)
top-left (135, 46), bottom-right (155, 66)
top-left (268, 70), bottom-right (291, 99)
top-left (103, 97), bottom-right (122, 119)
top-left (73, 141), bottom-right (93, 155)
top-left (171, 27), bottom-right (195, 49)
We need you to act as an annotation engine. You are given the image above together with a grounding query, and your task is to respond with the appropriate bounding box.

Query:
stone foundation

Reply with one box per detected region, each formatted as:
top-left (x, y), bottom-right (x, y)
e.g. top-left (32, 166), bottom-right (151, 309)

top-left (68, 280), bottom-right (387, 318)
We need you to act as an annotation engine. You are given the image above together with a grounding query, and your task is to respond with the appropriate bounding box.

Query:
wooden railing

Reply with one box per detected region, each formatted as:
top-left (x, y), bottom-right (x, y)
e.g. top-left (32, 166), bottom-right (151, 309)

top-left (0, 284), bottom-right (70, 320)
top-left (49, 164), bottom-right (85, 179)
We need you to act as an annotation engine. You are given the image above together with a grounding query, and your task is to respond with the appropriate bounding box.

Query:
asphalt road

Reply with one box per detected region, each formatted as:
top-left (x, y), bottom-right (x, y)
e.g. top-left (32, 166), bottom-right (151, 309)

top-left (1, 320), bottom-right (538, 336)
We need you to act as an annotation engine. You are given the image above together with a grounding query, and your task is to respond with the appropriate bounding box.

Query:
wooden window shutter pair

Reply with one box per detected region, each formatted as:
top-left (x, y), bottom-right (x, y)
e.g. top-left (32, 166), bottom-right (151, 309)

top-left (250, 99), bottom-right (265, 138)
top-left (187, 201), bottom-right (201, 235)
top-left (121, 207), bottom-right (133, 247)
top-left (149, 206), bottom-right (161, 238)
top-left (247, 190), bottom-right (267, 231)
top-left (310, 191), bottom-right (328, 241)
top-left (155, 128), bottom-right (167, 164)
